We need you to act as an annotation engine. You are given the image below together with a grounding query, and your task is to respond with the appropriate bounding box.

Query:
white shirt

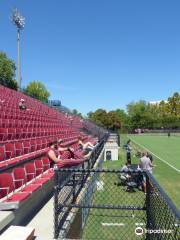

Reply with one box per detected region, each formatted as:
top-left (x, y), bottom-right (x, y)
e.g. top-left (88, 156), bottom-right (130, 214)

top-left (140, 156), bottom-right (152, 173)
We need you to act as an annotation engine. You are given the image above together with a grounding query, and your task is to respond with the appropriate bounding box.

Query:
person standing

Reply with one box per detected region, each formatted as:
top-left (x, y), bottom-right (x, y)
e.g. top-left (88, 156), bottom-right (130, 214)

top-left (140, 152), bottom-right (155, 193)
top-left (126, 140), bottom-right (132, 164)
top-left (140, 152), bottom-right (154, 174)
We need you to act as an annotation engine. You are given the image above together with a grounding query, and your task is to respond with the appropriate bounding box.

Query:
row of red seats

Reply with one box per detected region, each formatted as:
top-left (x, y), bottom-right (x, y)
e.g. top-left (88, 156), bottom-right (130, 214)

top-left (0, 109), bottom-right (67, 123)
top-left (0, 134), bottom-right (85, 171)
top-left (0, 103), bottom-right (58, 116)
top-left (0, 112), bottom-right (68, 124)
top-left (0, 140), bottom-right (47, 162)
top-left (0, 157), bottom-right (54, 204)
top-left (0, 90), bottom-right (64, 120)
top-left (0, 120), bottom-right (65, 129)
top-left (0, 128), bottom-right (78, 142)
top-left (0, 103), bottom-right (81, 135)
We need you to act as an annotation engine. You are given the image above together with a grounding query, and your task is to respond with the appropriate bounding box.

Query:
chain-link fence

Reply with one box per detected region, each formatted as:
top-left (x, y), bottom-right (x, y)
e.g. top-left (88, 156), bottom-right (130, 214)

top-left (54, 168), bottom-right (180, 240)
top-left (146, 172), bottom-right (180, 240)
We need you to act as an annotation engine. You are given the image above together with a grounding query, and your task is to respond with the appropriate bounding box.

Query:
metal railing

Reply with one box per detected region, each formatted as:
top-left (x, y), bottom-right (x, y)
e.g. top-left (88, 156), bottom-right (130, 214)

top-left (53, 135), bottom-right (108, 239)
top-left (146, 172), bottom-right (180, 240)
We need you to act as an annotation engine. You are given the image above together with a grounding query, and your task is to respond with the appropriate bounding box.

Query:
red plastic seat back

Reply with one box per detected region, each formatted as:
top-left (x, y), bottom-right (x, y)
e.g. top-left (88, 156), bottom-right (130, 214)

top-left (0, 173), bottom-right (14, 199)
top-left (30, 139), bottom-right (37, 152)
top-left (14, 142), bottom-right (23, 156)
top-left (0, 146), bottom-right (5, 161)
top-left (0, 128), bottom-right (8, 141)
top-left (34, 160), bottom-right (43, 175)
top-left (36, 139), bottom-right (42, 150)
top-left (41, 157), bottom-right (50, 170)
top-left (13, 168), bottom-right (27, 189)
top-left (5, 143), bottom-right (15, 159)
top-left (22, 141), bottom-right (31, 154)
top-left (25, 163), bottom-right (36, 181)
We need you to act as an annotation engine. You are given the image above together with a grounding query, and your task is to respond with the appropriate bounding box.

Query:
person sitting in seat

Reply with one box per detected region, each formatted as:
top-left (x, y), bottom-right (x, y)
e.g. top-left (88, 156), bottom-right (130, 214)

top-left (78, 137), bottom-right (95, 151)
top-left (47, 141), bottom-right (85, 168)
top-left (57, 139), bottom-right (75, 159)
top-left (19, 98), bottom-right (27, 110)
top-left (0, 99), bottom-right (5, 104)
top-left (78, 137), bottom-right (95, 159)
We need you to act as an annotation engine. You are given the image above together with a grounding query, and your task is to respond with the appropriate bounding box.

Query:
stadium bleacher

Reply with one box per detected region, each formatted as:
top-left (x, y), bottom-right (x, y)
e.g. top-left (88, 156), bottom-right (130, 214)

top-left (0, 85), bottom-right (98, 232)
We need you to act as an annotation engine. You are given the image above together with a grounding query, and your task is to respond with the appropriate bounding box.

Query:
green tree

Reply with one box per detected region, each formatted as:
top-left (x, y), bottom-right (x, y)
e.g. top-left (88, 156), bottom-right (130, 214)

top-left (127, 100), bottom-right (148, 129)
top-left (87, 92), bottom-right (180, 132)
top-left (24, 81), bottom-right (50, 103)
top-left (0, 51), bottom-right (18, 90)
top-left (167, 92), bottom-right (180, 116)
top-left (107, 111), bottom-right (121, 130)
top-left (89, 109), bottom-right (108, 127)
top-left (115, 109), bottom-right (127, 123)
top-left (87, 111), bottom-right (93, 118)
top-left (72, 109), bottom-right (82, 117)
top-left (88, 109), bottom-right (121, 130)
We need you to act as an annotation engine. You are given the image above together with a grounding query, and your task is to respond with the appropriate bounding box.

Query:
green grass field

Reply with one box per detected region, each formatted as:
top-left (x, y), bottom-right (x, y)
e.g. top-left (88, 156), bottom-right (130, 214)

top-left (83, 172), bottom-right (146, 240)
top-left (82, 134), bottom-right (180, 239)
top-left (129, 134), bottom-right (180, 209)
top-left (103, 134), bottom-right (180, 209)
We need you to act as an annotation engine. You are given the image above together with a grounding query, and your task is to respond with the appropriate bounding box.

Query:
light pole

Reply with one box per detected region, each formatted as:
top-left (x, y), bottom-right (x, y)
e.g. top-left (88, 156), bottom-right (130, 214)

top-left (11, 8), bottom-right (25, 90)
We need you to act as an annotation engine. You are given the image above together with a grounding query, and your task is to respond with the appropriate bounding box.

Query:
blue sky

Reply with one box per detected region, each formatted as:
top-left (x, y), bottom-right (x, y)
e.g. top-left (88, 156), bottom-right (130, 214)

top-left (1, 1), bottom-right (180, 114)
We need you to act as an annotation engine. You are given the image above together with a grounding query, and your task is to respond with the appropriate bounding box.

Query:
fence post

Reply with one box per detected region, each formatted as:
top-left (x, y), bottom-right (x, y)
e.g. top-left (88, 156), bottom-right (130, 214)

top-left (54, 166), bottom-right (59, 239)
top-left (72, 172), bottom-right (76, 203)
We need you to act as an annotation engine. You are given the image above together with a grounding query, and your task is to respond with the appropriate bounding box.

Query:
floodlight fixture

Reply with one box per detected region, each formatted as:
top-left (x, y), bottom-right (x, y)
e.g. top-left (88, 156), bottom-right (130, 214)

top-left (11, 8), bottom-right (25, 90)
top-left (12, 8), bottom-right (25, 30)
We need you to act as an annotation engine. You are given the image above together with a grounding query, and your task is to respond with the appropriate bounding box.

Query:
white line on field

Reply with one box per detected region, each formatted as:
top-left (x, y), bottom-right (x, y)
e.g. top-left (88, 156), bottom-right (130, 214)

top-left (129, 137), bottom-right (180, 173)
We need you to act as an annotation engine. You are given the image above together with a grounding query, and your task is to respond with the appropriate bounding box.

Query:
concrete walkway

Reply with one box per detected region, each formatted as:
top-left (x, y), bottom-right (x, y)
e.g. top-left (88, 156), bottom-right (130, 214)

top-left (27, 197), bottom-right (54, 240)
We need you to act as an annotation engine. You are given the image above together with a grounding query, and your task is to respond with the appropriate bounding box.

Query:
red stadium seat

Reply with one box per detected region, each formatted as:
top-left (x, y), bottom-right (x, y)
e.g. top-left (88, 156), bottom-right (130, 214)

top-left (13, 168), bottom-right (41, 193)
top-left (13, 167), bottom-right (27, 188)
top-left (36, 139), bottom-right (42, 150)
top-left (5, 143), bottom-right (15, 159)
top-left (34, 159), bottom-right (54, 179)
top-left (41, 138), bottom-right (47, 148)
top-left (41, 157), bottom-right (51, 171)
top-left (0, 146), bottom-right (5, 162)
top-left (0, 173), bottom-right (30, 202)
top-left (24, 163), bottom-right (36, 181)
top-left (15, 128), bottom-right (23, 139)
top-left (0, 128), bottom-right (8, 141)
top-left (24, 163), bottom-right (49, 185)
top-left (14, 142), bottom-right (23, 156)
top-left (30, 139), bottom-right (37, 152)
top-left (7, 128), bottom-right (16, 140)
top-left (22, 141), bottom-right (31, 154)
top-left (34, 160), bottom-right (44, 175)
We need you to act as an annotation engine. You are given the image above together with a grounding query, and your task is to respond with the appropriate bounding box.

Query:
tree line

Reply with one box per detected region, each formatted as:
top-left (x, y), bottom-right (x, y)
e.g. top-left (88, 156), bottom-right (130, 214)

top-left (87, 94), bottom-right (180, 132)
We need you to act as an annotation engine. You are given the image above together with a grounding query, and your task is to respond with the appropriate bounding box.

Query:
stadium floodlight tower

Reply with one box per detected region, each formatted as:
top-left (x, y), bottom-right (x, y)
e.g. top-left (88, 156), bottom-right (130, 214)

top-left (11, 8), bottom-right (25, 90)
